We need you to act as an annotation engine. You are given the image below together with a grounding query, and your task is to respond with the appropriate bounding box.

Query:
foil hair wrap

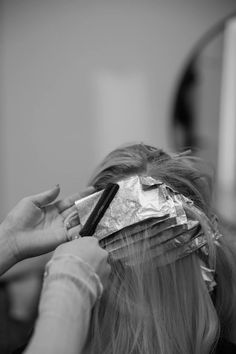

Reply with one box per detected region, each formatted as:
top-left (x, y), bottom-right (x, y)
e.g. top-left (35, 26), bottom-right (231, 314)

top-left (75, 176), bottom-right (189, 240)
top-left (74, 175), bottom-right (221, 291)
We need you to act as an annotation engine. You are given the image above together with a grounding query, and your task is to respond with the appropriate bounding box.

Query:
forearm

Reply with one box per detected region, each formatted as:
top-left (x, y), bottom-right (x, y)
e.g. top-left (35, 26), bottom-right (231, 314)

top-left (0, 223), bottom-right (16, 276)
top-left (1, 253), bottom-right (51, 282)
top-left (24, 254), bottom-right (103, 354)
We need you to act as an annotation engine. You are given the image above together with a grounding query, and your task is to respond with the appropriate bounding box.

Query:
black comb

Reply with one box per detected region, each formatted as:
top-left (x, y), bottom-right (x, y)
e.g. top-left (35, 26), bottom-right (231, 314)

top-left (80, 183), bottom-right (119, 236)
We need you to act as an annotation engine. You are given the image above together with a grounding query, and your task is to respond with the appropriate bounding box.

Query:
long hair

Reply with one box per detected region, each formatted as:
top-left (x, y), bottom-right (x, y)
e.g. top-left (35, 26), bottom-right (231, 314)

top-left (85, 143), bottom-right (236, 354)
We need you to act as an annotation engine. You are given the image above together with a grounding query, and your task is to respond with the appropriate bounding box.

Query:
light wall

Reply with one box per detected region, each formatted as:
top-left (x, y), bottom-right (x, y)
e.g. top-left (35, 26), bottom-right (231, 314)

top-left (1, 0), bottom-right (236, 219)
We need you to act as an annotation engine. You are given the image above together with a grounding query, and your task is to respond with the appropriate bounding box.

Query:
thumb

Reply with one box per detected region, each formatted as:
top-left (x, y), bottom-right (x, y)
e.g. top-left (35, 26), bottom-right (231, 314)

top-left (30, 184), bottom-right (60, 207)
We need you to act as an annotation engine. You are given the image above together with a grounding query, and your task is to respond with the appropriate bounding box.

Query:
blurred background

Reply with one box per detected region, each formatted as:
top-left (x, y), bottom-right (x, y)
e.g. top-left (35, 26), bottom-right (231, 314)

top-left (0, 0), bottom-right (236, 352)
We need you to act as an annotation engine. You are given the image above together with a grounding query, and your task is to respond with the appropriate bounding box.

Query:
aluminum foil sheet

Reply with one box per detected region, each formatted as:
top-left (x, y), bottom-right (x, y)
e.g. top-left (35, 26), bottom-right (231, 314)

top-left (74, 175), bottom-right (221, 291)
top-left (75, 175), bottom-right (188, 241)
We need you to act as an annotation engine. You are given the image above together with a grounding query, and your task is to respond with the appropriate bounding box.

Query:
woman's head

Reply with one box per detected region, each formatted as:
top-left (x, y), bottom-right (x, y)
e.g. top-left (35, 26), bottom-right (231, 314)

top-left (89, 143), bottom-right (212, 214)
top-left (85, 143), bottom-right (236, 354)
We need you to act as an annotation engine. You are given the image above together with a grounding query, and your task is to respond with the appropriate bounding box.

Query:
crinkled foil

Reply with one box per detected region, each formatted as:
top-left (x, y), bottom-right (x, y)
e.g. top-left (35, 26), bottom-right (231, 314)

top-left (74, 175), bottom-right (220, 291)
top-left (200, 261), bottom-right (217, 292)
top-left (75, 175), bottom-right (188, 241)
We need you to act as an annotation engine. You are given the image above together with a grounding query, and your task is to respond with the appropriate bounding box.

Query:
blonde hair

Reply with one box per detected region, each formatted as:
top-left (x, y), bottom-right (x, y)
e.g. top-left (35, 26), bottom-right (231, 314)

top-left (85, 144), bottom-right (236, 354)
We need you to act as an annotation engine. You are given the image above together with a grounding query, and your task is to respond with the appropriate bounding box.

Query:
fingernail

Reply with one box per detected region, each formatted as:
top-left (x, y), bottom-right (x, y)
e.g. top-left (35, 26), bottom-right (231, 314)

top-left (55, 184), bottom-right (60, 188)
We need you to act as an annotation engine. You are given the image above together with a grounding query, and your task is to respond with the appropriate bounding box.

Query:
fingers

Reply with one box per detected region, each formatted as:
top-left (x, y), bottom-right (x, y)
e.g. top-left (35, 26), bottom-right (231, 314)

top-left (63, 209), bottom-right (81, 241)
top-left (79, 186), bottom-right (96, 198)
top-left (66, 224), bottom-right (82, 241)
top-left (80, 237), bottom-right (111, 287)
top-left (56, 186), bottom-right (95, 214)
top-left (54, 236), bottom-right (111, 291)
top-left (56, 193), bottom-right (82, 213)
top-left (30, 185), bottom-right (60, 207)
top-left (64, 210), bottom-right (80, 229)
top-left (58, 186), bottom-right (96, 236)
